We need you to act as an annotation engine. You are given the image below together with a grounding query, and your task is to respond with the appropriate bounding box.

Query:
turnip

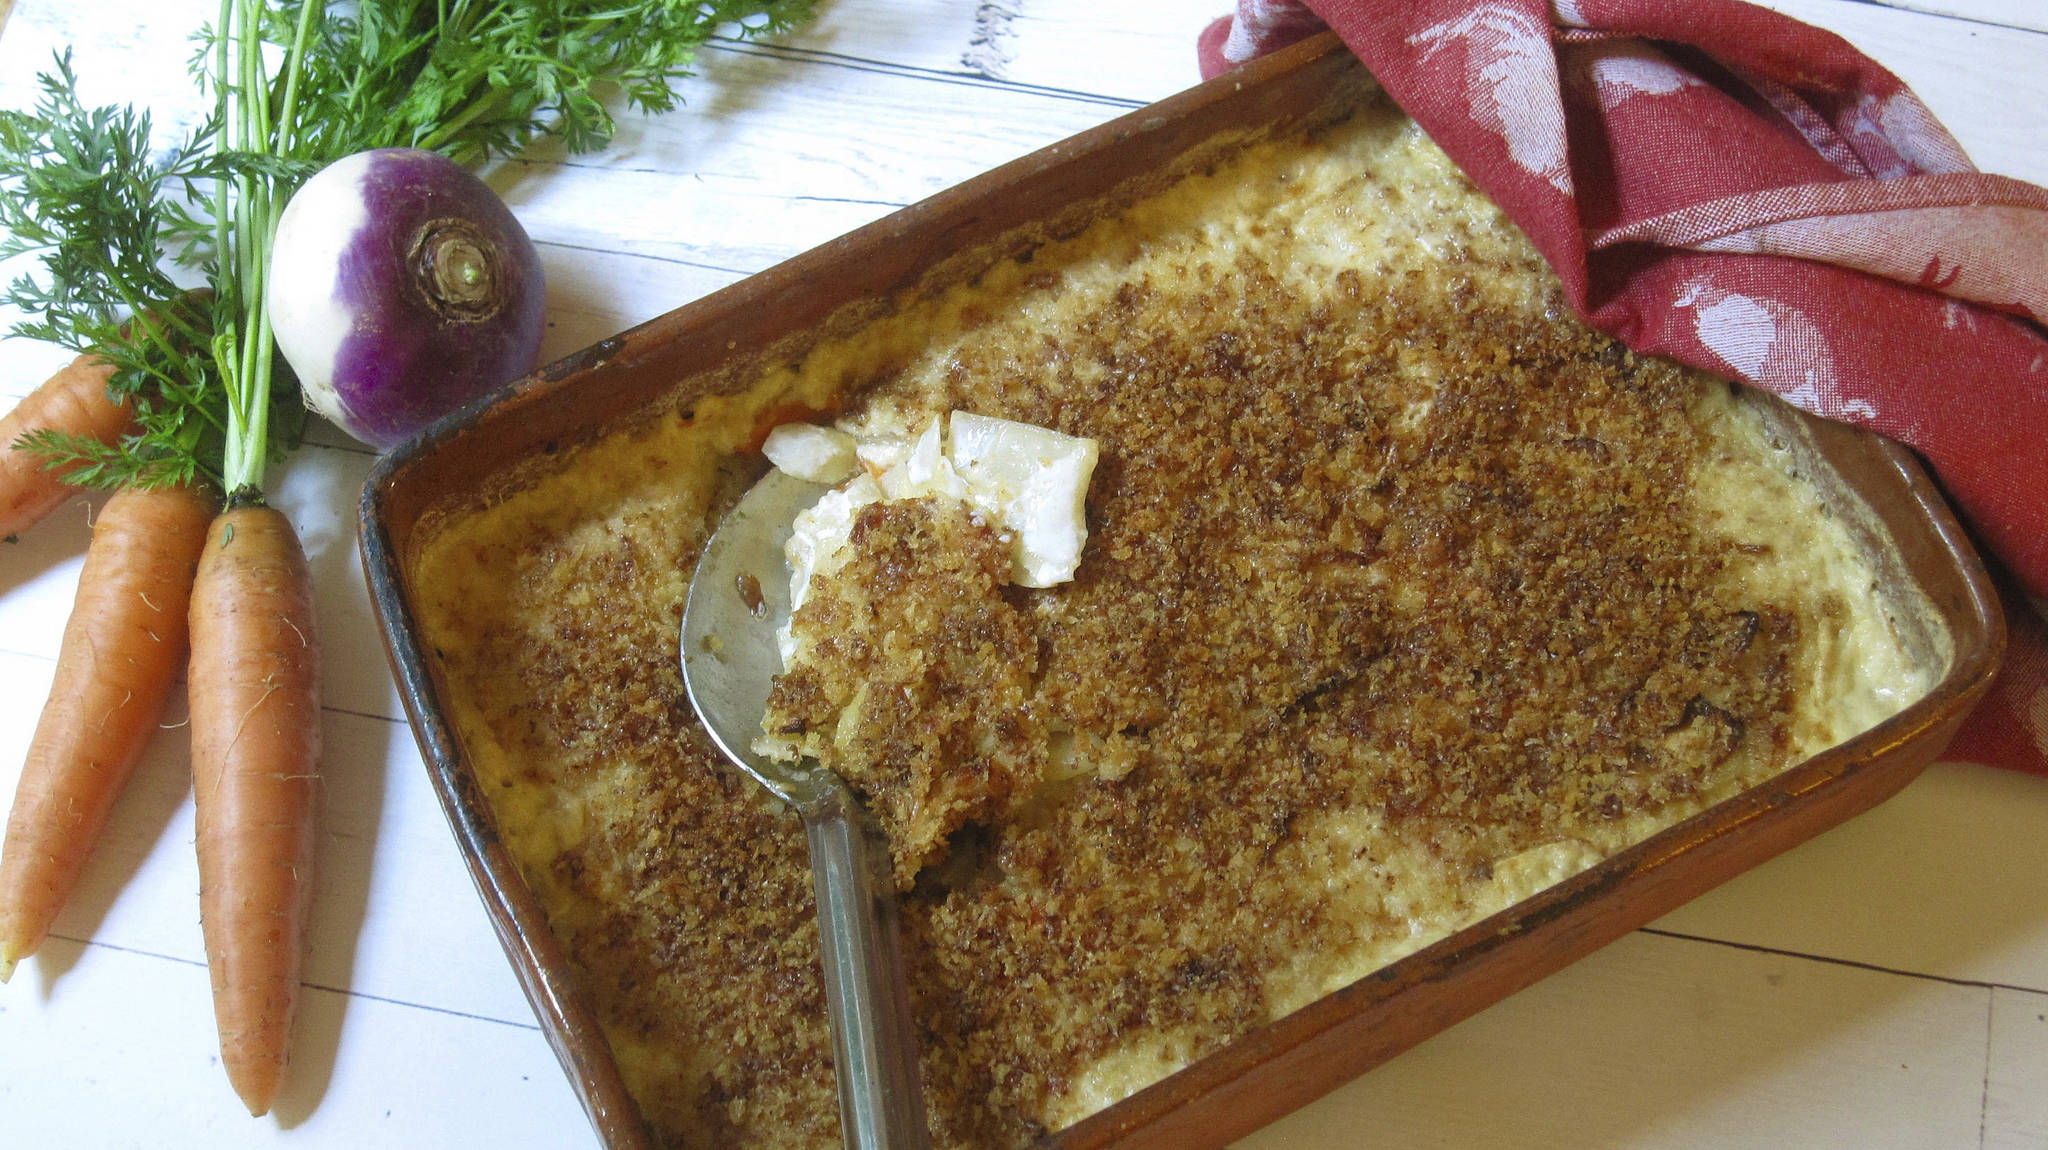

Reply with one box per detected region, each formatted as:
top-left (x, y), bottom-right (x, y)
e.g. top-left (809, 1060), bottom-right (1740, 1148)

top-left (267, 148), bottom-right (545, 450)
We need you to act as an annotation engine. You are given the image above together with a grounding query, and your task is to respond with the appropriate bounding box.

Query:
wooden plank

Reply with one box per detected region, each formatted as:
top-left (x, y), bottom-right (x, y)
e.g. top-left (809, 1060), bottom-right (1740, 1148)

top-left (0, 665), bottom-right (539, 1025)
top-left (295, 711), bottom-right (541, 1023)
top-left (0, 936), bottom-right (584, 1146)
top-left (1988, 987), bottom-right (2048, 1148)
top-left (1655, 762), bottom-right (2048, 993)
top-left (778, 0), bottom-right (1209, 102)
top-left (1861, 0), bottom-right (2048, 34)
top-left (1746, 0), bottom-right (2048, 183)
top-left (946, 0), bottom-right (1217, 102)
top-left (502, 43), bottom-right (1143, 273)
top-left (1236, 931), bottom-right (1991, 1149)
top-left (528, 241), bottom-right (750, 366)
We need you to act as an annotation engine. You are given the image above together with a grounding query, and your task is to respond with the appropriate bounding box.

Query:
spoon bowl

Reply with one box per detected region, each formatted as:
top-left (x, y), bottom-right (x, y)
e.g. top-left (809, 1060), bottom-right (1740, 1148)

top-left (681, 469), bottom-right (831, 804)
top-left (679, 467), bottom-right (931, 1150)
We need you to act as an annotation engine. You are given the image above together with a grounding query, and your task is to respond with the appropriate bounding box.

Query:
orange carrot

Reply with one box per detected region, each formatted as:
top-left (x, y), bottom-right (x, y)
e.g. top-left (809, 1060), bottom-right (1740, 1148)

top-left (0, 355), bottom-right (135, 541)
top-left (187, 502), bottom-right (321, 1117)
top-left (0, 483), bottom-right (216, 980)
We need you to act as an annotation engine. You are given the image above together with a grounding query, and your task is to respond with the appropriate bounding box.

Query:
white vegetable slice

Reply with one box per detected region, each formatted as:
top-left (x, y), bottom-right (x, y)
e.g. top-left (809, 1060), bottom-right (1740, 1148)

top-left (947, 412), bottom-right (1099, 586)
top-left (762, 422), bottom-right (858, 485)
top-left (776, 411), bottom-right (1100, 666)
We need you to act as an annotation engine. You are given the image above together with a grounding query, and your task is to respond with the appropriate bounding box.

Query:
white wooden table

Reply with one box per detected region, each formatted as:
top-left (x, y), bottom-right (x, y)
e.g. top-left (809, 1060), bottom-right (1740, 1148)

top-left (1, 1), bottom-right (2043, 1146)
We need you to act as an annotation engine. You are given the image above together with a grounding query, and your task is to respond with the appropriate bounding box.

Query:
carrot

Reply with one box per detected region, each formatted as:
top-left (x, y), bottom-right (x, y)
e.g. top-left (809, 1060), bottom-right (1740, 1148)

top-left (0, 483), bottom-right (216, 980)
top-left (0, 354), bottom-right (134, 542)
top-left (187, 502), bottom-right (321, 1117)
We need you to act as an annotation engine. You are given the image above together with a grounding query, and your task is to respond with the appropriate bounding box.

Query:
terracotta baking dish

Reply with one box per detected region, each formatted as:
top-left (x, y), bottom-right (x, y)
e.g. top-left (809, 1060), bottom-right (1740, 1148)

top-left (358, 31), bottom-right (2005, 1150)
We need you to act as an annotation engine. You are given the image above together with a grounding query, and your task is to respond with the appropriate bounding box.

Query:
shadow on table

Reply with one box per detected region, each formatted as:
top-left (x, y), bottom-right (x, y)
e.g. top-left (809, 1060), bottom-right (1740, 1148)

top-left (30, 718), bottom-right (195, 988)
top-left (0, 490), bottom-right (101, 602)
top-left (263, 450), bottom-right (400, 1127)
top-left (268, 704), bottom-right (396, 1129)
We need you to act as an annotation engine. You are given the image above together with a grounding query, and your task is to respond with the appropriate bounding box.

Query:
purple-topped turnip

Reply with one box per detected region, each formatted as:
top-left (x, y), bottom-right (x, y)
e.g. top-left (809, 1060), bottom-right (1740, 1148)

top-left (267, 148), bottom-right (546, 450)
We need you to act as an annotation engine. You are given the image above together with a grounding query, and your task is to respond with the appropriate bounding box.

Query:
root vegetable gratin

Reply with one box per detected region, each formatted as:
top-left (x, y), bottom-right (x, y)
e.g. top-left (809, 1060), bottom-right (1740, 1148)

top-left (413, 88), bottom-right (1944, 1148)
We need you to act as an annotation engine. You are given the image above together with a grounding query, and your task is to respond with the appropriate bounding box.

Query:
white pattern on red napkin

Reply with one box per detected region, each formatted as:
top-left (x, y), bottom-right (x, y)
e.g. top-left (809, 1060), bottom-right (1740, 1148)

top-left (1200, 0), bottom-right (2048, 775)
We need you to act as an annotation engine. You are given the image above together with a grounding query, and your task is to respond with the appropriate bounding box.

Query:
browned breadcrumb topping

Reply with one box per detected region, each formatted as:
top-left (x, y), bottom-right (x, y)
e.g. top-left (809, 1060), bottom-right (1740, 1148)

top-left (768, 255), bottom-right (1799, 1147)
top-left (765, 497), bottom-right (1046, 887)
top-left (425, 120), bottom-right (1843, 1149)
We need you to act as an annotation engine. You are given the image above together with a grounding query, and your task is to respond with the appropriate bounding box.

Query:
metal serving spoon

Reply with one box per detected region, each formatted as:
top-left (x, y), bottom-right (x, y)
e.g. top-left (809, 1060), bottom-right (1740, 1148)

top-left (679, 468), bottom-right (932, 1150)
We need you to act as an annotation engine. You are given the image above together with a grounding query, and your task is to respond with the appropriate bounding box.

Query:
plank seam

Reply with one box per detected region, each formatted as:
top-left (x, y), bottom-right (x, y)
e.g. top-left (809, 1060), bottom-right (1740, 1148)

top-left (324, 704), bottom-right (405, 726)
top-left (40, 930), bottom-right (543, 1031)
top-left (534, 236), bottom-right (756, 278)
top-left (1639, 926), bottom-right (2048, 995)
top-left (1834, 0), bottom-right (2047, 36)
top-left (296, 436), bottom-right (376, 459)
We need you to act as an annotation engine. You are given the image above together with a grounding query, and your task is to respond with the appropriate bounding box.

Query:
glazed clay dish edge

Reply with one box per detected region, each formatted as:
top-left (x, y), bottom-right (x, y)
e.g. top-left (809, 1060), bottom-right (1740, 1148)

top-left (358, 31), bottom-right (2005, 1150)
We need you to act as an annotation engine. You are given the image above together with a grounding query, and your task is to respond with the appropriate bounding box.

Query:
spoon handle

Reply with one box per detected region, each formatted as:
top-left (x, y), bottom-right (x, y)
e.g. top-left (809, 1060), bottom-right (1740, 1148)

top-left (801, 781), bottom-right (932, 1150)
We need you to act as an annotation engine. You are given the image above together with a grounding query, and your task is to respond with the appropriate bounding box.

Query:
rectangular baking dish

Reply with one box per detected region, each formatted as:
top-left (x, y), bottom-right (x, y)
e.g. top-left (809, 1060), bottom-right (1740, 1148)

top-left (358, 31), bottom-right (2006, 1150)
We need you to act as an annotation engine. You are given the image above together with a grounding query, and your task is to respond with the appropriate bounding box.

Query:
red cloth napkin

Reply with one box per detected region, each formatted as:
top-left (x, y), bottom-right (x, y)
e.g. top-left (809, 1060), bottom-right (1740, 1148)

top-left (1199, 0), bottom-right (2048, 776)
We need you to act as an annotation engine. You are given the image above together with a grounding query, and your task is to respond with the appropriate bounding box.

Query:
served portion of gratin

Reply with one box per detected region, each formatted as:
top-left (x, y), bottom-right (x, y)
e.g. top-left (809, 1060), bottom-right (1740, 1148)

top-left (413, 86), bottom-right (1942, 1148)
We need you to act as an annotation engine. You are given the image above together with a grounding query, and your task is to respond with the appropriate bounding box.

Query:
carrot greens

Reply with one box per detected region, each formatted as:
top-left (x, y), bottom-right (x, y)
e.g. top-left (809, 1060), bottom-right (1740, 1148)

top-left (289, 0), bottom-right (823, 166)
top-left (0, 0), bottom-right (821, 494)
top-left (0, 56), bottom-right (226, 490)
